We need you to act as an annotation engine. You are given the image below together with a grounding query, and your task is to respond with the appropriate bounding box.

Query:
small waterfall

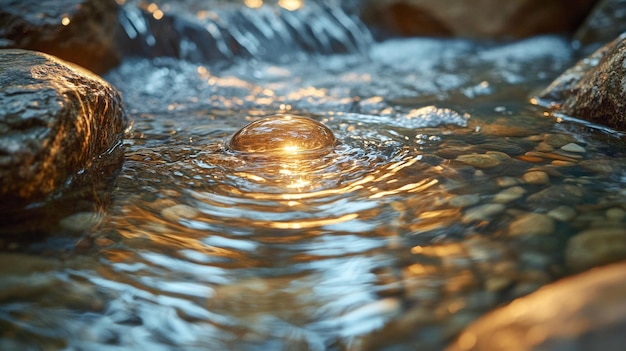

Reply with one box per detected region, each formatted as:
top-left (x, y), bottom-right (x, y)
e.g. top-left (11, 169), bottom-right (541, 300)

top-left (117, 0), bottom-right (374, 64)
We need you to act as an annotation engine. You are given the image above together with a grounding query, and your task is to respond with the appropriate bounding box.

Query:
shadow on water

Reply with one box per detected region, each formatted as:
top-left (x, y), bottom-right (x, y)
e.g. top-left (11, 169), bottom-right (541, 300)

top-left (2, 1), bottom-right (626, 351)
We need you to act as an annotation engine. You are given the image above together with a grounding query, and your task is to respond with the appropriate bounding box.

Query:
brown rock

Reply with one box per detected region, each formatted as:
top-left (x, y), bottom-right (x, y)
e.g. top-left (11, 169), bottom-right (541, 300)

top-left (360, 0), bottom-right (598, 39)
top-left (0, 49), bottom-right (127, 203)
top-left (508, 213), bottom-right (555, 237)
top-left (447, 261), bottom-right (626, 351)
top-left (534, 34), bottom-right (626, 131)
top-left (0, 0), bottom-right (122, 74)
top-left (575, 0), bottom-right (626, 55)
top-left (566, 228), bottom-right (626, 272)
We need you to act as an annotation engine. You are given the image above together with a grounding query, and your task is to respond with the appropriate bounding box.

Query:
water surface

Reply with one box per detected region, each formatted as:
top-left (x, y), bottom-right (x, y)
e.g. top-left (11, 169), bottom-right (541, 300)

top-left (1, 7), bottom-right (626, 351)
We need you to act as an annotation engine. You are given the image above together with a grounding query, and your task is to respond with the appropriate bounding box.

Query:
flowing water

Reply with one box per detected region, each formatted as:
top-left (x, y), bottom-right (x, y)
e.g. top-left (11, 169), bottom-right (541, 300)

top-left (2, 1), bottom-right (626, 351)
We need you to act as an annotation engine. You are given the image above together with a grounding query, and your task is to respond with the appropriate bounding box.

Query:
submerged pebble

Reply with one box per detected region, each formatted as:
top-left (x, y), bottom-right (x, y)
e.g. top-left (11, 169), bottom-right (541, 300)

top-left (462, 204), bottom-right (505, 223)
top-left (561, 143), bottom-right (586, 153)
top-left (161, 204), bottom-right (200, 222)
top-left (522, 171), bottom-right (549, 185)
top-left (456, 154), bottom-right (501, 169)
top-left (508, 213), bottom-right (555, 237)
top-left (547, 205), bottom-right (577, 222)
top-left (493, 186), bottom-right (526, 204)
top-left (566, 228), bottom-right (626, 271)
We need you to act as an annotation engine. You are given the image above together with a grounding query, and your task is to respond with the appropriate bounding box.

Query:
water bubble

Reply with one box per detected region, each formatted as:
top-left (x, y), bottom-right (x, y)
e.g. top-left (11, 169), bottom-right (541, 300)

top-left (229, 115), bottom-right (336, 157)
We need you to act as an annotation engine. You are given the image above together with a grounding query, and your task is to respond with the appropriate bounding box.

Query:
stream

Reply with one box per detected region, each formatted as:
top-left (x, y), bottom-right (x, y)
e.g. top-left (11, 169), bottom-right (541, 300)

top-left (1, 1), bottom-right (626, 350)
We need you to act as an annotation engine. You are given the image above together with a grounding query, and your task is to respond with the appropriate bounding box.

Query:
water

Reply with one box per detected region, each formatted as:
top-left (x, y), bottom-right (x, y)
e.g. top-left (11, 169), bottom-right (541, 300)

top-left (2, 2), bottom-right (626, 351)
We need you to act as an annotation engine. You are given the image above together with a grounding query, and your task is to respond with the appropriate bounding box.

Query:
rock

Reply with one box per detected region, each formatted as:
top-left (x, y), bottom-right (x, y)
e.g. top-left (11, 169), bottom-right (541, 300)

top-left (547, 205), bottom-right (577, 222)
top-left (522, 171), bottom-right (549, 185)
top-left (161, 204), bottom-right (200, 222)
top-left (447, 261), bottom-right (626, 351)
top-left (0, 0), bottom-right (122, 74)
top-left (449, 194), bottom-right (481, 208)
top-left (574, 0), bottom-right (626, 55)
top-left (493, 186), bottom-right (526, 204)
top-left (0, 49), bottom-right (127, 232)
top-left (527, 184), bottom-right (585, 208)
top-left (462, 204), bottom-right (505, 223)
top-left (534, 34), bottom-right (626, 131)
top-left (360, 0), bottom-right (598, 39)
top-left (59, 212), bottom-right (103, 233)
top-left (543, 133), bottom-right (576, 148)
top-left (566, 228), bottom-right (626, 271)
top-left (561, 142), bottom-right (586, 153)
top-left (606, 208), bottom-right (626, 221)
top-left (508, 213), bottom-right (555, 237)
top-left (456, 154), bottom-right (502, 169)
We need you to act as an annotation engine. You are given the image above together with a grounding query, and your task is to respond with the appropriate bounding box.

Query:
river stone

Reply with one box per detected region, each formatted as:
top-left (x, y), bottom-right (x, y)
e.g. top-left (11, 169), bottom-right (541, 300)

top-left (456, 154), bottom-right (501, 169)
top-left (508, 213), bottom-right (555, 237)
top-left (527, 184), bottom-right (585, 207)
top-left (574, 0), bottom-right (626, 55)
top-left (522, 171), bottom-right (549, 185)
top-left (0, 49), bottom-right (127, 202)
top-left (547, 205), bottom-right (577, 222)
top-left (0, 0), bottom-right (122, 74)
top-left (561, 142), bottom-right (586, 153)
top-left (462, 204), bottom-right (505, 223)
top-left (493, 186), bottom-right (526, 204)
top-left (534, 34), bottom-right (626, 131)
top-left (360, 0), bottom-right (598, 39)
top-left (566, 228), bottom-right (626, 272)
top-left (447, 260), bottom-right (626, 351)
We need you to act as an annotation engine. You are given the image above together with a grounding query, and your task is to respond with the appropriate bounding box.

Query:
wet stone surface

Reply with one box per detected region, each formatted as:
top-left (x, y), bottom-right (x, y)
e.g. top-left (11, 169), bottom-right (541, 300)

top-left (0, 49), bottom-right (126, 235)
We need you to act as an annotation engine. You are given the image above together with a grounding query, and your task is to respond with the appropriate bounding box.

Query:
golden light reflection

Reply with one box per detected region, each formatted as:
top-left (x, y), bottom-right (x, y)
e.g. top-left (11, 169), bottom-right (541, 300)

top-left (278, 0), bottom-right (303, 11)
top-left (146, 3), bottom-right (164, 20)
top-left (61, 16), bottom-right (70, 26)
top-left (229, 115), bottom-right (336, 157)
top-left (262, 213), bottom-right (359, 229)
top-left (411, 243), bottom-right (465, 256)
top-left (244, 0), bottom-right (264, 8)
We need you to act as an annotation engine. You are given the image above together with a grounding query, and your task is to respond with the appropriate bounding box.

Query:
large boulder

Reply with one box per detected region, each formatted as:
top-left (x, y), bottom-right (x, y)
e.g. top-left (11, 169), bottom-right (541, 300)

top-left (447, 261), bottom-right (626, 351)
top-left (575, 0), bottom-right (626, 55)
top-left (534, 34), bottom-right (626, 132)
top-left (0, 49), bottom-right (127, 207)
top-left (0, 0), bottom-right (122, 74)
top-left (360, 0), bottom-right (598, 39)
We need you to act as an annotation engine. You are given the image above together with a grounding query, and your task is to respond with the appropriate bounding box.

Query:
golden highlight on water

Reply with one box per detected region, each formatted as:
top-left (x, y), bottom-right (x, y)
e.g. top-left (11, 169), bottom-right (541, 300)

top-left (228, 114), bottom-right (336, 157)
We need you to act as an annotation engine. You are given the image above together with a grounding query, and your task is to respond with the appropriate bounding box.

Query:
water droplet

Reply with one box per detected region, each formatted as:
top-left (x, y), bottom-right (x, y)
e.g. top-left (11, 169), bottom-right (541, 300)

top-left (229, 115), bottom-right (336, 157)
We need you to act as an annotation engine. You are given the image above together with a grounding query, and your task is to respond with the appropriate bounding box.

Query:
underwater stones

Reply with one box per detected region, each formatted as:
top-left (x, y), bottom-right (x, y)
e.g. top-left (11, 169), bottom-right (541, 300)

top-left (0, 0), bottom-right (122, 74)
top-left (534, 34), bottom-right (626, 131)
top-left (543, 133), bottom-right (577, 148)
top-left (508, 213), bottom-right (555, 237)
top-left (456, 153), bottom-right (501, 169)
top-left (360, 0), bottom-right (597, 39)
top-left (547, 205), bottom-right (577, 222)
top-left (560, 142), bottom-right (586, 153)
top-left (0, 49), bottom-right (127, 203)
top-left (522, 171), bottom-right (550, 185)
top-left (462, 204), bottom-right (505, 223)
top-left (493, 186), bottom-right (526, 204)
top-left (447, 260), bottom-right (626, 351)
top-left (229, 115), bottom-right (336, 158)
top-left (161, 204), bottom-right (200, 222)
top-left (566, 228), bottom-right (626, 272)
